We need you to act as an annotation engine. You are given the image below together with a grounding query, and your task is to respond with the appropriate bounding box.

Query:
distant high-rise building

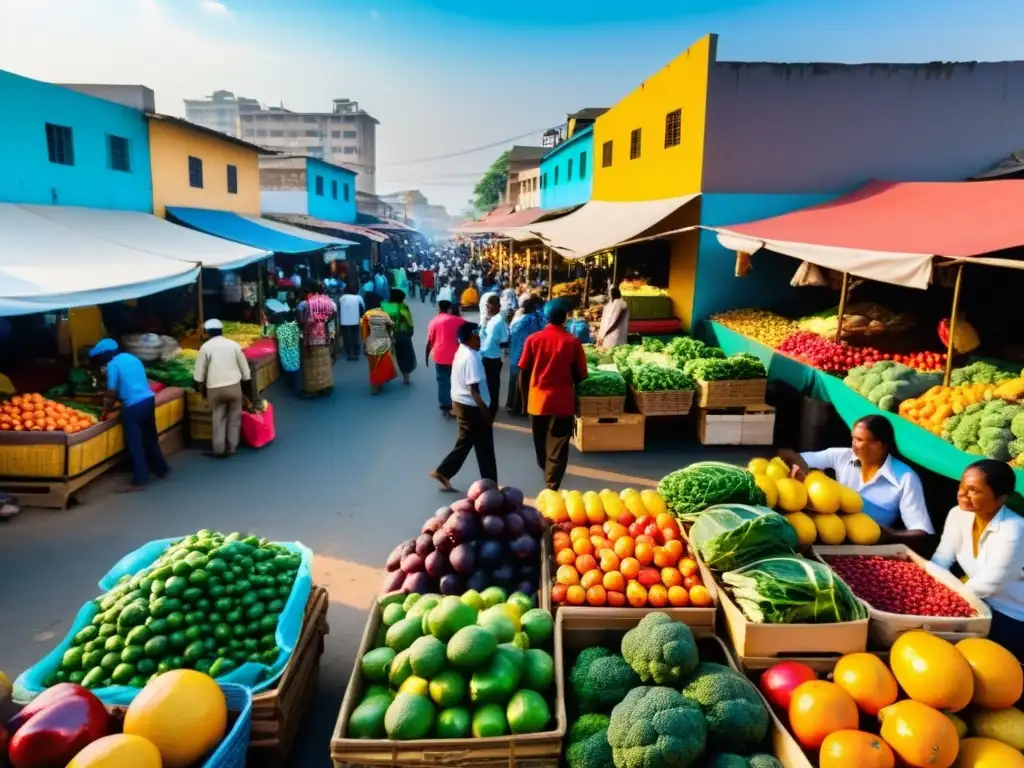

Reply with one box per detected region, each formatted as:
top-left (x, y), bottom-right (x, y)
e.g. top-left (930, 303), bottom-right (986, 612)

top-left (183, 89), bottom-right (262, 137)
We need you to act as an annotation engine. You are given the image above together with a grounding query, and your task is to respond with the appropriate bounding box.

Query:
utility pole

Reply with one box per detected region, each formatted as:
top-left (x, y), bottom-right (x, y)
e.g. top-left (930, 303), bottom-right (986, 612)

top-left (403, 191), bottom-right (410, 225)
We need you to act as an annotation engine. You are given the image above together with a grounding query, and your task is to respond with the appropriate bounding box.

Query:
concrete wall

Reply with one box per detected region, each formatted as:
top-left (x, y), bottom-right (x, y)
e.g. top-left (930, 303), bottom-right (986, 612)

top-left (260, 189), bottom-right (307, 215)
top-left (149, 118), bottom-right (260, 217)
top-left (702, 60), bottom-right (1024, 193)
top-left (539, 127), bottom-right (594, 210)
top-left (306, 157), bottom-right (357, 223)
top-left (60, 84), bottom-right (155, 113)
top-left (0, 70), bottom-right (153, 211)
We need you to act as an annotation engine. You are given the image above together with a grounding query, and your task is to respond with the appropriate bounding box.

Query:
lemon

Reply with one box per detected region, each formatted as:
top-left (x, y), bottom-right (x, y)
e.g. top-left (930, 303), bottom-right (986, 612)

top-left (764, 463), bottom-right (788, 481)
top-left (842, 512), bottom-right (881, 545)
top-left (812, 513), bottom-right (846, 545)
top-left (747, 457), bottom-right (769, 475)
top-left (806, 477), bottom-right (841, 514)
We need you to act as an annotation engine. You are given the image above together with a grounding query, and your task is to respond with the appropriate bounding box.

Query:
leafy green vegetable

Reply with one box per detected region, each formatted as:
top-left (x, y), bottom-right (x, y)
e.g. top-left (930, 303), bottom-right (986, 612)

top-left (570, 647), bottom-right (640, 713)
top-left (657, 462), bottom-right (767, 522)
top-left (631, 365), bottom-right (694, 393)
top-left (664, 336), bottom-right (725, 363)
top-left (578, 370), bottom-right (627, 397)
top-left (950, 361), bottom-right (1020, 387)
top-left (945, 399), bottom-right (1020, 459)
top-left (721, 555), bottom-right (868, 624)
top-left (689, 505), bottom-right (797, 570)
top-left (684, 354), bottom-right (766, 382)
top-left (641, 337), bottom-right (665, 352)
top-left (582, 344), bottom-right (615, 367)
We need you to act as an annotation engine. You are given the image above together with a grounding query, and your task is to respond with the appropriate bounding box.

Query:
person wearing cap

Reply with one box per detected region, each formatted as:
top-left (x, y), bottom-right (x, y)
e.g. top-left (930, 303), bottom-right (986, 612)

top-left (194, 319), bottom-right (255, 458)
top-left (90, 338), bottom-right (168, 491)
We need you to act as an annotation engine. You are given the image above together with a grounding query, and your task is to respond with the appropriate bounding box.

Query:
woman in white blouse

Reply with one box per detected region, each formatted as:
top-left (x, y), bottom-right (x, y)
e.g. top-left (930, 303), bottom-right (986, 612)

top-left (932, 459), bottom-right (1024, 658)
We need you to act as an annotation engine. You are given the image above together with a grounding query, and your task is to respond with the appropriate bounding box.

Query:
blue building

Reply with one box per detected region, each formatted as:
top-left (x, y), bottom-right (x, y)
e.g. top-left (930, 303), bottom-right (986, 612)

top-left (539, 125), bottom-right (595, 210)
top-left (0, 70), bottom-right (153, 211)
top-left (259, 156), bottom-right (357, 224)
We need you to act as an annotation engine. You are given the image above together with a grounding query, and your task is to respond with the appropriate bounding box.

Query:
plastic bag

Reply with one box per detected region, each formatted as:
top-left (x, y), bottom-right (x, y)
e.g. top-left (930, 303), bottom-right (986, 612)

top-left (241, 403), bottom-right (275, 449)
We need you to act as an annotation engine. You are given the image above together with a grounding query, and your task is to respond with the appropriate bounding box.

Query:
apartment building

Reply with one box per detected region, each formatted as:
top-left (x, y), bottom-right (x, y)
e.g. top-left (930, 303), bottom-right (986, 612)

top-left (183, 90), bottom-right (262, 137)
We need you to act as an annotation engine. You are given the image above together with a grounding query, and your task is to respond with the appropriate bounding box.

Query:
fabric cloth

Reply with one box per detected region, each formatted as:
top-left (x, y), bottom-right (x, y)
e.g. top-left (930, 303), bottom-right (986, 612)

top-left (341, 325), bottom-right (361, 360)
top-left (435, 363), bottom-right (453, 411)
top-left (460, 286), bottom-right (479, 307)
top-left (480, 313), bottom-right (509, 360)
top-left (361, 309), bottom-right (397, 389)
top-left (421, 271), bottom-right (436, 290)
top-left (452, 344), bottom-right (489, 407)
top-left (393, 330), bottom-right (417, 375)
top-left (373, 273), bottom-right (390, 299)
top-left (106, 352), bottom-right (154, 408)
top-left (381, 300), bottom-right (415, 334)
top-left (121, 397), bottom-right (168, 486)
top-left (195, 336), bottom-right (251, 390)
top-left (800, 447), bottom-right (934, 532)
top-left (565, 316), bottom-right (592, 343)
top-left (438, 286), bottom-right (455, 304)
top-left (436, 402), bottom-right (497, 483)
top-left (427, 313), bottom-right (464, 366)
top-left (531, 414), bottom-right (573, 490)
top-left (517, 325), bottom-right (589, 417)
top-left (932, 505), bottom-right (1024, 621)
top-left (986, 608), bottom-right (1024, 659)
top-left (483, 357), bottom-right (503, 419)
top-left (207, 382), bottom-right (243, 455)
top-left (339, 294), bottom-right (365, 326)
top-left (509, 311), bottom-right (545, 370)
top-left (298, 293), bottom-right (336, 346)
top-left (301, 344), bottom-right (333, 395)
top-left (598, 298), bottom-right (630, 348)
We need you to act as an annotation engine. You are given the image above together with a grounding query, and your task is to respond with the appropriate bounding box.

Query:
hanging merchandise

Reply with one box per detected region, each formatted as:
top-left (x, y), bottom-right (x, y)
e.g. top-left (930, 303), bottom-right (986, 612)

top-left (790, 261), bottom-right (829, 287)
top-left (221, 271), bottom-right (243, 303)
top-left (275, 321), bottom-right (301, 372)
top-left (736, 251), bottom-right (752, 277)
top-left (938, 314), bottom-right (981, 354)
top-left (241, 281), bottom-right (259, 307)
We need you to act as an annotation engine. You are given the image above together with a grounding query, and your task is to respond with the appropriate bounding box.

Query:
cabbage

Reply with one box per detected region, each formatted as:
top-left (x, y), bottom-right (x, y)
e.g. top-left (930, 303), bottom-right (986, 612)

top-left (689, 504), bottom-right (797, 570)
top-left (722, 556), bottom-right (868, 624)
top-left (657, 462), bottom-right (767, 522)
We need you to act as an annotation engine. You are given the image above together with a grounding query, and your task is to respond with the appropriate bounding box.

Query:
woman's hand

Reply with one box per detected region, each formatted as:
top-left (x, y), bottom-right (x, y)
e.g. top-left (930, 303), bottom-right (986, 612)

top-left (790, 464), bottom-right (806, 482)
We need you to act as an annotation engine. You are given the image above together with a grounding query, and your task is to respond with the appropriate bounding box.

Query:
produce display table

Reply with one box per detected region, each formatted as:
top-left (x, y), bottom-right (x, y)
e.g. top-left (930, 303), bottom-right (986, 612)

top-left (0, 387), bottom-right (186, 509)
top-left (250, 353), bottom-right (281, 393)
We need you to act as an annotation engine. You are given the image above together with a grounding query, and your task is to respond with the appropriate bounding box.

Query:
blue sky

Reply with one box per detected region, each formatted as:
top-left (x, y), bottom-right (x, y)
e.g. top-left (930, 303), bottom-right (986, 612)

top-left (2, 0), bottom-right (1023, 213)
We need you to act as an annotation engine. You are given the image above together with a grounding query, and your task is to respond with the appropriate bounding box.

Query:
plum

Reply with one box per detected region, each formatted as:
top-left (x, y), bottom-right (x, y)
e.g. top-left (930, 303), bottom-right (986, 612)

top-left (449, 543), bottom-right (476, 574)
top-left (425, 550), bottom-right (449, 578)
top-left (444, 511), bottom-right (478, 543)
top-left (518, 506), bottom-right (543, 535)
top-left (501, 486), bottom-right (525, 512)
top-left (467, 478), bottom-right (499, 501)
top-left (381, 570), bottom-right (405, 594)
top-left (439, 573), bottom-right (464, 595)
top-left (421, 517), bottom-right (443, 535)
top-left (478, 540), bottom-right (504, 568)
top-left (435, 506), bottom-right (454, 522)
top-left (509, 533), bottom-right (538, 560)
top-left (475, 489), bottom-right (505, 516)
top-left (465, 570), bottom-right (490, 592)
top-left (503, 512), bottom-right (525, 538)
top-left (403, 571), bottom-right (430, 594)
top-left (451, 498), bottom-right (475, 516)
top-left (415, 533), bottom-right (435, 558)
top-left (515, 580), bottom-right (535, 597)
top-left (432, 528), bottom-right (455, 554)
top-left (400, 538), bottom-right (417, 557)
top-left (401, 552), bottom-right (425, 574)
top-left (492, 564), bottom-right (514, 587)
top-left (385, 545), bottom-right (404, 572)
top-left (481, 515), bottom-right (506, 539)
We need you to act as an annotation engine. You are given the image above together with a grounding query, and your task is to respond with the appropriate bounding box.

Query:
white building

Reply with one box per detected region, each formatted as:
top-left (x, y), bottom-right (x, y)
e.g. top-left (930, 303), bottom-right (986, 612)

top-left (183, 90), bottom-right (262, 137)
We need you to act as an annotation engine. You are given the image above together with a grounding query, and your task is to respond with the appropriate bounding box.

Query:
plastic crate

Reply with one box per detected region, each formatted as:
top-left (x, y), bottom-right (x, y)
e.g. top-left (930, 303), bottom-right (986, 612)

top-left (204, 682), bottom-right (253, 768)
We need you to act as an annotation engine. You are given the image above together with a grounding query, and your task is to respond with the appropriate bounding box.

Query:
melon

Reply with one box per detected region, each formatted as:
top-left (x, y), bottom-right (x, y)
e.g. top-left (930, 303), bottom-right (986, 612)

top-left (838, 486), bottom-right (863, 515)
top-left (754, 476), bottom-right (778, 509)
top-left (806, 477), bottom-right (841, 514)
top-left (67, 734), bottom-right (162, 768)
top-left (123, 670), bottom-right (228, 768)
top-left (775, 478), bottom-right (808, 513)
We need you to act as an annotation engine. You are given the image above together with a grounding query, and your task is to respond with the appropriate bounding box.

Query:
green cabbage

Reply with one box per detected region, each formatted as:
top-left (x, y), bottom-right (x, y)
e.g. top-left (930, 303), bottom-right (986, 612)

top-left (689, 505), bottom-right (797, 570)
top-left (657, 462), bottom-right (767, 522)
top-left (721, 556), bottom-right (868, 624)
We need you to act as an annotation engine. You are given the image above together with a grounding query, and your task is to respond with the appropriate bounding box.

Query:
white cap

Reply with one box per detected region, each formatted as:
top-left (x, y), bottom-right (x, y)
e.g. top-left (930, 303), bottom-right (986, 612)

top-left (204, 319), bottom-right (223, 331)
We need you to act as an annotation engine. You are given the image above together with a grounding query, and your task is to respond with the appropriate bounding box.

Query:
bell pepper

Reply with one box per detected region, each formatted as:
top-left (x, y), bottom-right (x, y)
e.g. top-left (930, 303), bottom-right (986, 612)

top-left (7, 688), bottom-right (111, 768)
top-left (4, 684), bottom-right (88, 735)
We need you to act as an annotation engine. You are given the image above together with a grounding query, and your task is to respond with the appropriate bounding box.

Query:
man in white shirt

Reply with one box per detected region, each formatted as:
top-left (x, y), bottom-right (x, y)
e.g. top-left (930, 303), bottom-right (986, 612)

top-left (338, 284), bottom-right (365, 361)
top-left (436, 279), bottom-right (455, 305)
top-left (194, 319), bottom-right (255, 458)
top-left (431, 322), bottom-right (497, 490)
top-left (499, 281), bottom-right (518, 323)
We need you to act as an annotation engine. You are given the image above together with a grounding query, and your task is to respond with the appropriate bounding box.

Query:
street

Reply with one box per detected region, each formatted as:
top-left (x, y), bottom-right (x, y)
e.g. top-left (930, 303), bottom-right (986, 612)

top-left (0, 299), bottom-right (756, 767)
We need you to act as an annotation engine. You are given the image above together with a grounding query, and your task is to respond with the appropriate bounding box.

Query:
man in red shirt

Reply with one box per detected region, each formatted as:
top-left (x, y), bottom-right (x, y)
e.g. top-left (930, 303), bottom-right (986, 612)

top-left (420, 268), bottom-right (436, 304)
top-left (517, 303), bottom-right (588, 490)
top-left (425, 301), bottom-right (465, 418)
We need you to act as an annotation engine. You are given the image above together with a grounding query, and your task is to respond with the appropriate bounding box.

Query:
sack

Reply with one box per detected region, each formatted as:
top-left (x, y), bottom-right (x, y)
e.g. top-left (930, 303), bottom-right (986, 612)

top-left (241, 402), bottom-right (275, 448)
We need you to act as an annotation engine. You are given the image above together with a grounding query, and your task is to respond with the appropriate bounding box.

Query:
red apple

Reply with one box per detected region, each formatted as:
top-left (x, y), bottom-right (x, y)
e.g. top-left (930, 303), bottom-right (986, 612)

top-left (759, 661), bottom-right (818, 711)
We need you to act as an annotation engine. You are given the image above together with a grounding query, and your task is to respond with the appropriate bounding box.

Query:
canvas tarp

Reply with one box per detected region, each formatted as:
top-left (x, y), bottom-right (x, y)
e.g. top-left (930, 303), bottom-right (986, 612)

top-left (264, 214), bottom-right (389, 243)
top-left (0, 204), bottom-right (199, 316)
top-left (167, 207), bottom-right (351, 255)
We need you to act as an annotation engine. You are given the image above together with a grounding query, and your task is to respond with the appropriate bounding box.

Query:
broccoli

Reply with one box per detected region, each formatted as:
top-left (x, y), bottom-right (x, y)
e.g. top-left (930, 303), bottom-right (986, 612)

top-left (708, 754), bottom-right (783, 768)
top-left (952, 412), bottom-right (983, 451)
top-left (570, 647), bottom-right (641, 713)
top-left (981, 412), bottom-right (1009, 429)
top-left (680, 662), bottom-right (770, 751)
top-left (1013, 413), bottom-right (1024, 440)
top-left (1003, 404), bottom-right (1024, 423)
top-left (567, 715), bottom-right (614, 768)
top-left (980, 427), bottom-right (1013, 461)
top-left (1010, 439), bottom-right (1024, 458)
top-left (866, 381), bottom-right (901, 406)
top-left (607, 686), bottom-right (707, 768)
top-left (878, 395), bottom-right (898, 412)
top-left (620, 612), bottom-right (698, 685)
top-left (966, 402), bottom-right (986, 415)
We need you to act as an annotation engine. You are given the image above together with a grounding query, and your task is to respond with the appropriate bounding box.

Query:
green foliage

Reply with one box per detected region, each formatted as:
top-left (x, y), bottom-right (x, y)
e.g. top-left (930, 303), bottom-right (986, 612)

top-left (950, 361), bottom-right (1018, 387)
top-left (578, 370), bottom-right (627, 397)
top-left (620, 613), bottom-right (699, 685)
top-left (472, 151), bottom-right (510, 212)
top-left (632, 364), bottom-right (695, 393)
top-left (683, 354), bottom-right (766, 381)
top-left (844, 362), bottom-right (941, 412)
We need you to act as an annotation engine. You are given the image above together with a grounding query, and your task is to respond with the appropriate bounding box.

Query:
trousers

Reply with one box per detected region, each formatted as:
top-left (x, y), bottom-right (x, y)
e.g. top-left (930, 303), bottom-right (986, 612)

top-left (208, 382), bottom-right (243, 456)
top-left (482, 357), bottom-right (503, 419)
top-left (435, 363), bottom-right (453, 411)
top-left (122, 397), bottom-right (168, 486)
top-left (530, 414), bottom-right (574, 490)
top-left (436, 402), bottom-right (497, 483)
top-left (341, 324), bottom-right (361, 359)
top-left (505, 364), bottom-right (522, 413)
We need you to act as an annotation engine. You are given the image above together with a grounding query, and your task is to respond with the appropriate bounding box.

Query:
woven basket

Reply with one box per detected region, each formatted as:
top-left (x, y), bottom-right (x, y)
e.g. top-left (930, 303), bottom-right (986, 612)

top-left (696, 378), bottom-right (767, 408)
top-left (630, 386), bottom-right (694, 416)
top-left (576, 395), bottom-right (626, 416)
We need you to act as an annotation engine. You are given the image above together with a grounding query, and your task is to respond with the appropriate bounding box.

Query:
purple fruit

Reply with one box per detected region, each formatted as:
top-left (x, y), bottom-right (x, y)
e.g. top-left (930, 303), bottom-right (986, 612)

top-left (478, 540), bottom-right (503, 568)
top-left (509, 533), bottom-right (538, 560)
top-left (481, 515), bottom-right (506, 538)
top-left (385, 546), bottom-right (404, 572)
top-left (518, 506), bottom-right (543, 535)
top-left (444, 511), bottom-right (478, 543)
top-left (415, 533), bottom-right (435, 558)
top-left (502, 486), bottom-right (525, 512)
top-left (433, 528), bottom-right (455, 554)
top-left (466, 570), bottom-right (489, 592)
top-left (403, 571), bottom-right (430, 594)
top-left (439, 573), bottom-right (464, 595)
top-left (401, 552), bottom-right (425, 574)
top-left (425, 550), bottom-right (449, 578)
top-left (421, 517), bottom-right (443, 535)
top-left (435, 506), bottom-right (454, 522)
top-left (400, 539), bottom-right (417, 557)
top-left (475, 489), bottom-right (505, 516)
top-left (451, 498), bottom-right (475, 516)
top-left (467, 478), bottom-right (499, 501)
top-left (504, 512), bottom-right (525, 539)
top-left (516, 580), bottom-right (535, 596)
top-left (381, 570), bottom-right (406, 594)
top-left (449, 543), bottom-right (476, 574)
top-left (492, 564), bottom-right (514, 586)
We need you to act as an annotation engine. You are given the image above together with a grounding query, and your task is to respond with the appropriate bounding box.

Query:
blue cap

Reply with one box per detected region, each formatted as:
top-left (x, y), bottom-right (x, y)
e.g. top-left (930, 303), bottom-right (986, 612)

top-left (89, 338), bottom-right (119, 358)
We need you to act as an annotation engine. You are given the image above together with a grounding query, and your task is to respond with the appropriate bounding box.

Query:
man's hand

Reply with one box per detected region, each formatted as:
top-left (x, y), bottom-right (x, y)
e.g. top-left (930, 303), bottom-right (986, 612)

top-left (790, 465), bottom-right (807, 482)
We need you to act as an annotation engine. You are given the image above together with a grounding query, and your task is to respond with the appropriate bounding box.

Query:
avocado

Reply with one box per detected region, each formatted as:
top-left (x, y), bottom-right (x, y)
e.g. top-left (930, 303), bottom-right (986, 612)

top-left (521, 649), bottom-right (554, 691)
top-left (472, 703), bottom-right (508, 737)
top-left (388, 649), bottom-right (414, 688)
top-left (436, 706), bottom-right (471, 738)
top-left (381, 602), bottom-right (406, 627)
top-left (408, 635), bottom-right (447, 679)
top-left (360, 647), bottom-right (397, 683)
top-left (399, 676), bottom-right (430, 696)
top-left (428, 669), bottom-right (467, 708)
top-left (426, 596), bottom-right (478, 642)
top-left (385, 693), bottom-right (435, 740)
top-left (520, 609), bottom-right (554, 647)
top-left (469, 645), bottom-right (523, 704)
top-left (506, 689), bottom-right (551, 734)
top-left (350, 693), bottom-right (390, 739)
top-left (447, 625), bottom-right (497, 669)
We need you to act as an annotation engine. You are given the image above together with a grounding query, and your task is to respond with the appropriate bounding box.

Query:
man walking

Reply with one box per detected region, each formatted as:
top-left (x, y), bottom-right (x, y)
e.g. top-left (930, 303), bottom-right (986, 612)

top-left (431, 323), bottom-right (497, 489)
top-left (194, 319), bottom-right (256, 458)
top-left (425, 300), bottom-right (465, 418)
top-left (507, 295), bottom-right (545, 416)
top-left (517, 303), bottom-right (588, 490)
top-left (338, 283), bottom-right (365, 361)
top-left (479, 294), bottom-right (508, 420)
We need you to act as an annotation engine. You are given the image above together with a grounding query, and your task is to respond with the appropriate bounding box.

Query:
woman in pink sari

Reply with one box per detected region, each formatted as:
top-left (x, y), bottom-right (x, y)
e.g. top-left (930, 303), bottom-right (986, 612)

top-left (297, 281), bottom-right (337, 397)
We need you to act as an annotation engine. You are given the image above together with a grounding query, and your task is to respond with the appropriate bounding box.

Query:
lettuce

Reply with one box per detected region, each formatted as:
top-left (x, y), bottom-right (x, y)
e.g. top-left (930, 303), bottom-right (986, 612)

top-left (658, 462), bottom-right (767, 522)
top-left (689, 505), bottom-right (797, 570)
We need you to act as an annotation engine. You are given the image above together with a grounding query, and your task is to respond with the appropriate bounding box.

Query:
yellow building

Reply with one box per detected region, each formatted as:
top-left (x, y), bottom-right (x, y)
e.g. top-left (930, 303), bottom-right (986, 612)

top-left (148, 114), bottom-right (266, 218)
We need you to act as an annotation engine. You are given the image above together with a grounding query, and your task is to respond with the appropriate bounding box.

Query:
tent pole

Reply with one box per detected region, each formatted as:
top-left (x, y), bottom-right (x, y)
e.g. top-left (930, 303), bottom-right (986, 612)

top-left (526, 247), bottom-right (531, 284)
top-left (834, 272), bottom-right (850, 344)
top-left (197, 269), bottom-right (205, 332)
top-left (612, 248), bottom-right (619, 285)
top-left (547, 248), bottom-right (554, 299)
top-left (70, 312), bottom-right (78, 368)
top-left (943, 263), bottom-right (965, 387)
top-left (583, 259), bottom-right (592, 308)
top-left (257, 261), bottom-right (265, 332)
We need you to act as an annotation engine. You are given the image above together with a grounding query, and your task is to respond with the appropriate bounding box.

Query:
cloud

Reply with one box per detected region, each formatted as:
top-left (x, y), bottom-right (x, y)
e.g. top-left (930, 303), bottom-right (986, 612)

top-left (200, 0), bottom-right (230, 16)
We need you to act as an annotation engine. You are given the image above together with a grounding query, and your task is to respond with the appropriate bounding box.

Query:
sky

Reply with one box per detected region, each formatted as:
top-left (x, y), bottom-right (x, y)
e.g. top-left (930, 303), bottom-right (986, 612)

top-left (2, 0), bottom-right (1024, 214)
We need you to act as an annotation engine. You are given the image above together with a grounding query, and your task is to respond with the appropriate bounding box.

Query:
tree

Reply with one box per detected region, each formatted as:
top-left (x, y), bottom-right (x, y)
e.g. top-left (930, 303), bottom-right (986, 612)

top-left (472, 150), bottom-right (510, 213)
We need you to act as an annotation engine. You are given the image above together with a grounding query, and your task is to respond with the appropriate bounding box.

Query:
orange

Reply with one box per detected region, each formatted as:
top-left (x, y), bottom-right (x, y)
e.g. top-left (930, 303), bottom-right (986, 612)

top-left (832, 653), bottom-right (898, 716)
top-left (556, 548), bottom-right (577, 567)
top-left (556, 565), bottom-right (580, 585)
top-left (956, 637), bottom-right (1024, 709)
top-left (878, 701), bottom-right (958, 768)
top-left (23, 419), bottom-right (33, 429)
top-left (575, 554), bottom-right (597, 574)
top-left (653, 547), bottom-right (677, 568)
top-left (635, 534), bottom-right (656, 547)
top-left (655, 513), bottom-right (677, 532)
top-left (565, 585), bottom-right (586, 605)
top-left (664, 539), bottom-right (684, 560)
top-left (683, 575), bottom-right (700, 590)
top-left (590, 536), bottom-right (611, 550)
top-left (590, 524), bottom-right (605, 537)
top-left (606, 590), bottom-right (626, 607)
top-left (599, 550), bottom-right (620, 573)
top-left (551, 584), bottom-right (568, 604)
top-left (572, 538), bottom-right (594, 556)
top-left (553, 532), bottom-right (570, 551)
top-left (689, 585), bottom-right (713, 607)
top-left (570, 526), bottom-right (590, 541)
top-left (603, 571), bottom-right (625, 592)
top-left (586, 585), bottom-right (607, 606)
top-left (625, 580), bottom-right (648, 607)
top-left (661, 567), bottom-right (683, 588)
top-left (648, 584), bottom-right (668, 607)
top-left (580, 569), bottom-right (603, 590)
top-left (613, 536), bottom-right (635, 559)
top-left (619, 557), bottom-right (640, 580)
top-left (668, 585), bottom-right (690, 606)
top-left (789, 681), bottom-right (859, 750)
top-left (635, 542), bottom-right (654, 565)
top-left (819, 731), bottom-right (894, 768)
top-left (679, 558), bottom-right (698, 577)
top-left (606, 523), bottom-right (629, 542)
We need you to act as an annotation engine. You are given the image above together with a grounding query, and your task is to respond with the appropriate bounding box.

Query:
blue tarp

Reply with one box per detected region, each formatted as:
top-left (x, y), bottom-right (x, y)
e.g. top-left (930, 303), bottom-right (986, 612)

top-left (167, 207), bottom-right (347, 255)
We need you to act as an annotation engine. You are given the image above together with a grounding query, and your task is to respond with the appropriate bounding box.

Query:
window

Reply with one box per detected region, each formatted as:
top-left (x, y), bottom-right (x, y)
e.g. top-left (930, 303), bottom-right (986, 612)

top-left (343, 130), bottom-right (357, 139)
top-left (630, 128), bottom-right (642, 160)
top-left (286, 130), bottom-right (298, 138)
top-left (579, 151), bottom-right (587, 178)
top-left (343, 146), bottom-right (357, 155)
top-left (188, 156), bottom-right (203, 188)
top-left (45, 123), bottom-right (74, 166)
top-left (343, 183), bottom-right (350, 202)
top-left (602, 140), bottom-right (613, 167)
top-left (331, 130), bottom-right (341, 138)
top-left (226, 164), bottom-right (238, 194)
top-left (343, 116), bottom-right (356, 123)
top-left (304, 129), bottom-right (319, 137)
top-left (269, 130), bottom-right (284, 137)
top-left (331, 179), bottom-right (338, 199)
top-left (554, 167), bottom-right (559, 185)
top-left (256, 130), bottom-right (269, 138)
top-left (315, 175), bottom-right (324, 196)
top-left (107, 134), bottom-right (130, 172)
top-left (664, 109), bottom-right (682, 148)
top-left (302, 115), bottom-right (317, 123)
top-left (567, 158), bottom-right (573, 181)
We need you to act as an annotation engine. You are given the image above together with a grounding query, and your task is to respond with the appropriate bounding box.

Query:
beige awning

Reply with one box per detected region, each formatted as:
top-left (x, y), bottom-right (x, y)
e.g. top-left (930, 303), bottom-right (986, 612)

top-left (512, 194), bottom-right (700, 259)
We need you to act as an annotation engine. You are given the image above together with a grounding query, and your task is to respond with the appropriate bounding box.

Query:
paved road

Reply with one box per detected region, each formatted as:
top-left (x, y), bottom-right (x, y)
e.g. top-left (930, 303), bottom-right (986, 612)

top-left (0, 298), bottom-right (756, 766)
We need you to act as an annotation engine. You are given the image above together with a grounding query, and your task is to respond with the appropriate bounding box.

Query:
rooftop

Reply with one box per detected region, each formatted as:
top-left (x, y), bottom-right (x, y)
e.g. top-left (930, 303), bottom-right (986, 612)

top-left (146, 113), bottom-right (277, 154)
top-left (568, 107), bottom-right (609, 121)
top-left (508, 145), bottom-right (549, 164)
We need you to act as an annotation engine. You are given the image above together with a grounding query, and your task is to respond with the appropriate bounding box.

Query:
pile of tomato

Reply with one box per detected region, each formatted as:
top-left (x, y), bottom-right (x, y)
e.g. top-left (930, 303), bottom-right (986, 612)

top-left (0, 393), bottom-right (98, 434)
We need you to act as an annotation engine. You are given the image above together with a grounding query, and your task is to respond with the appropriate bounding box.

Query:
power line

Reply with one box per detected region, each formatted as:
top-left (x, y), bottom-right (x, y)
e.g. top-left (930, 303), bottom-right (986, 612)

top-left (377, 170), bottom-right (491, 180)
top-left (378, 128), bottom-right (548, 168)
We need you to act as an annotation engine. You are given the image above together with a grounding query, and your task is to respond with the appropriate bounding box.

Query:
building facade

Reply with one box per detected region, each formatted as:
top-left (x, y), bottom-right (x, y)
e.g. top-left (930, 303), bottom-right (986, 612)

top-left (539, 125), bottom-right (595, 210)
top-left (516, 167), bottom-right (540, 210)
top-left (184, 90), bottom-right (262, 138)
top-left (0, 70), bottom-right (154, 211)
top-left (503, 146), bottom-right (547, 210)
top-left (259, 155), bottom-right (357, 224)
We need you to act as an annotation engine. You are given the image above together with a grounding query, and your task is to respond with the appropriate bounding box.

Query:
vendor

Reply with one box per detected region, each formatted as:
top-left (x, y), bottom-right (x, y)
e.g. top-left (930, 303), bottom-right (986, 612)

top-left (932, 460), bottom-right (1024, 657)
top-left (779, 414), bottom-right (934, 546)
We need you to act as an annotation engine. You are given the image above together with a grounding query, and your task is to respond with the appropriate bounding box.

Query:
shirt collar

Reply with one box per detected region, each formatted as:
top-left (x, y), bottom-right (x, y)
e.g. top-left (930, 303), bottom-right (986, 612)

top-left (847, 453), bottom-right (899, 487)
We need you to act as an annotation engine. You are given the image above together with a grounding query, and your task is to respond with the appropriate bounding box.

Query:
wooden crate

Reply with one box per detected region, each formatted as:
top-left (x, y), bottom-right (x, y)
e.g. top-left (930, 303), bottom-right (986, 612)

top-left (696, 378), bottom-right (767, 408)
top-left (576, 395), bottom-right (626, 417)
top-left (697, 404), bottom-right (776, 445)
top-left (252, 355), bottom-right (281, 393)
top-left (248, 585), bottom-right (330, 767)
top-left (573, 414), bottom-right (645, 453)
top-left (331, 598), bottom-right (566, 768)
top-left (629, 386), bottom-right (694, 416)
top-left (811, 545), bottom-right (992, 647)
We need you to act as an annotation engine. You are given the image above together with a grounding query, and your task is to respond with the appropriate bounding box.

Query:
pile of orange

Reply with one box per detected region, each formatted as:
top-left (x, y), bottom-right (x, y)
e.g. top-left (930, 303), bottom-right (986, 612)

top-left (542, 487), bottom-right (713, 609)
top-left (0, 393), bottom-right (98, 434)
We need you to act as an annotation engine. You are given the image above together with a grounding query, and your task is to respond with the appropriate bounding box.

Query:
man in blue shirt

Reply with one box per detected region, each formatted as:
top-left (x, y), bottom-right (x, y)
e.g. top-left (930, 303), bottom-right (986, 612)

top-left (478, 294), bottom-right (509, 420)
top-left (507, 296), bottom-right (545, 416)
top-left (91, 338), bottom-right (169, 492)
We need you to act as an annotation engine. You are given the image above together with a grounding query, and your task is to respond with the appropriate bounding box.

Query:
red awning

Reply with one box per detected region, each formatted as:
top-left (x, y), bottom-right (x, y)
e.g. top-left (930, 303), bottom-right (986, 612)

top-left (708, 180), bottom-right (1024, 288)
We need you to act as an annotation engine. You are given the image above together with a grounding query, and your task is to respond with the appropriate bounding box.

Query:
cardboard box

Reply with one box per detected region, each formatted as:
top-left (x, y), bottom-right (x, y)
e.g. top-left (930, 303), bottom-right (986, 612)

top-left (697, 404), bottom-right (776, 445)
top-left (573, 414), bottom-right (645, 452)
